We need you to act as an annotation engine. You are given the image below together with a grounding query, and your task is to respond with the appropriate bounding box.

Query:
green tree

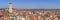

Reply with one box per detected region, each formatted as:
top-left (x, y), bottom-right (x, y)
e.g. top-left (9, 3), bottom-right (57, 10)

top-left (43, 12), bottom-right (50, 20)
top-left (10, 18), bottom-right (14, 20)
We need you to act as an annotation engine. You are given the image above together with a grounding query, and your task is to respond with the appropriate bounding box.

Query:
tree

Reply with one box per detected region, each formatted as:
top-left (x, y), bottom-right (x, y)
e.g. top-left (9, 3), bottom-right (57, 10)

top-left (10, 18), bottom-right (14, 20)
top-left (43, 12), bottom-right (51, 20)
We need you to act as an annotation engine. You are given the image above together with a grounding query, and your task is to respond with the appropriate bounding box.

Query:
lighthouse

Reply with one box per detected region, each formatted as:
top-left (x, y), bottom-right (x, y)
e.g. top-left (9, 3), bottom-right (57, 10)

top-left (8, 3), bottom-right (13, 13)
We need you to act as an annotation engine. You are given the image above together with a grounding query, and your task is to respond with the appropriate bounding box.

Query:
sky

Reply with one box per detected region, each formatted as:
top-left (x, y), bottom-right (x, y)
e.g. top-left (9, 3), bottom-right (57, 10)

top-left (0, 0), bottom-right (60, 9)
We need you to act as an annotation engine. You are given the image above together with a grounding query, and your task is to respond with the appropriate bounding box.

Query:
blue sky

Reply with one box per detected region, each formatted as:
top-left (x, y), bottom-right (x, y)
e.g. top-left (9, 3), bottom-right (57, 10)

top-left (0, 0), bottom-right (60, 9)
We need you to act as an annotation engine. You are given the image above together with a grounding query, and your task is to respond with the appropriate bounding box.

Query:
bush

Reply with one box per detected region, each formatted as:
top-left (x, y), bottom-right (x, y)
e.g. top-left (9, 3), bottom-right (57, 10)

top-left (10, 18), bottom-right (14, 20)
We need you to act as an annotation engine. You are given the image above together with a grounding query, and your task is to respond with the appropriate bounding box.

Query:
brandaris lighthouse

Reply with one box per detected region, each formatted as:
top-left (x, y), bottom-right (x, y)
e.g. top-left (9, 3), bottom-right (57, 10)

top-left (8, 3), bottom-right (16, 20)
top-left (8, 3), bottom-right (13, 13)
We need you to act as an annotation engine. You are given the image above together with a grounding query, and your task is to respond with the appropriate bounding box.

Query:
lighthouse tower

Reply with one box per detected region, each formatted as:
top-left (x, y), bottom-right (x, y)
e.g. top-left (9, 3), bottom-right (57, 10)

top-left (8, 3), bottom-right (13, 13)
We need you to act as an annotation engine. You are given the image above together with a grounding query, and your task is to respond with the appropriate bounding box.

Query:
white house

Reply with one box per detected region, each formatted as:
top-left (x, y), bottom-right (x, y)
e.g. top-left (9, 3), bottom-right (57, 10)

top-left (17, 16), bottom-right (25, 20)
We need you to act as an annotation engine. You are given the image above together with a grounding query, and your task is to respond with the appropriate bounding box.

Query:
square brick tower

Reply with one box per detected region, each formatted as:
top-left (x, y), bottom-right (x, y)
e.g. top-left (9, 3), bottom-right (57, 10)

top-left (8, 3), bottom-right (13, 13)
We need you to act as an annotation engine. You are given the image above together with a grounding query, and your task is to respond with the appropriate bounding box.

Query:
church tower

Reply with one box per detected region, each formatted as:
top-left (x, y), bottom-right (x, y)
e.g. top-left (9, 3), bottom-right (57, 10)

top-left (8, 3), bottom-right (13, 13)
